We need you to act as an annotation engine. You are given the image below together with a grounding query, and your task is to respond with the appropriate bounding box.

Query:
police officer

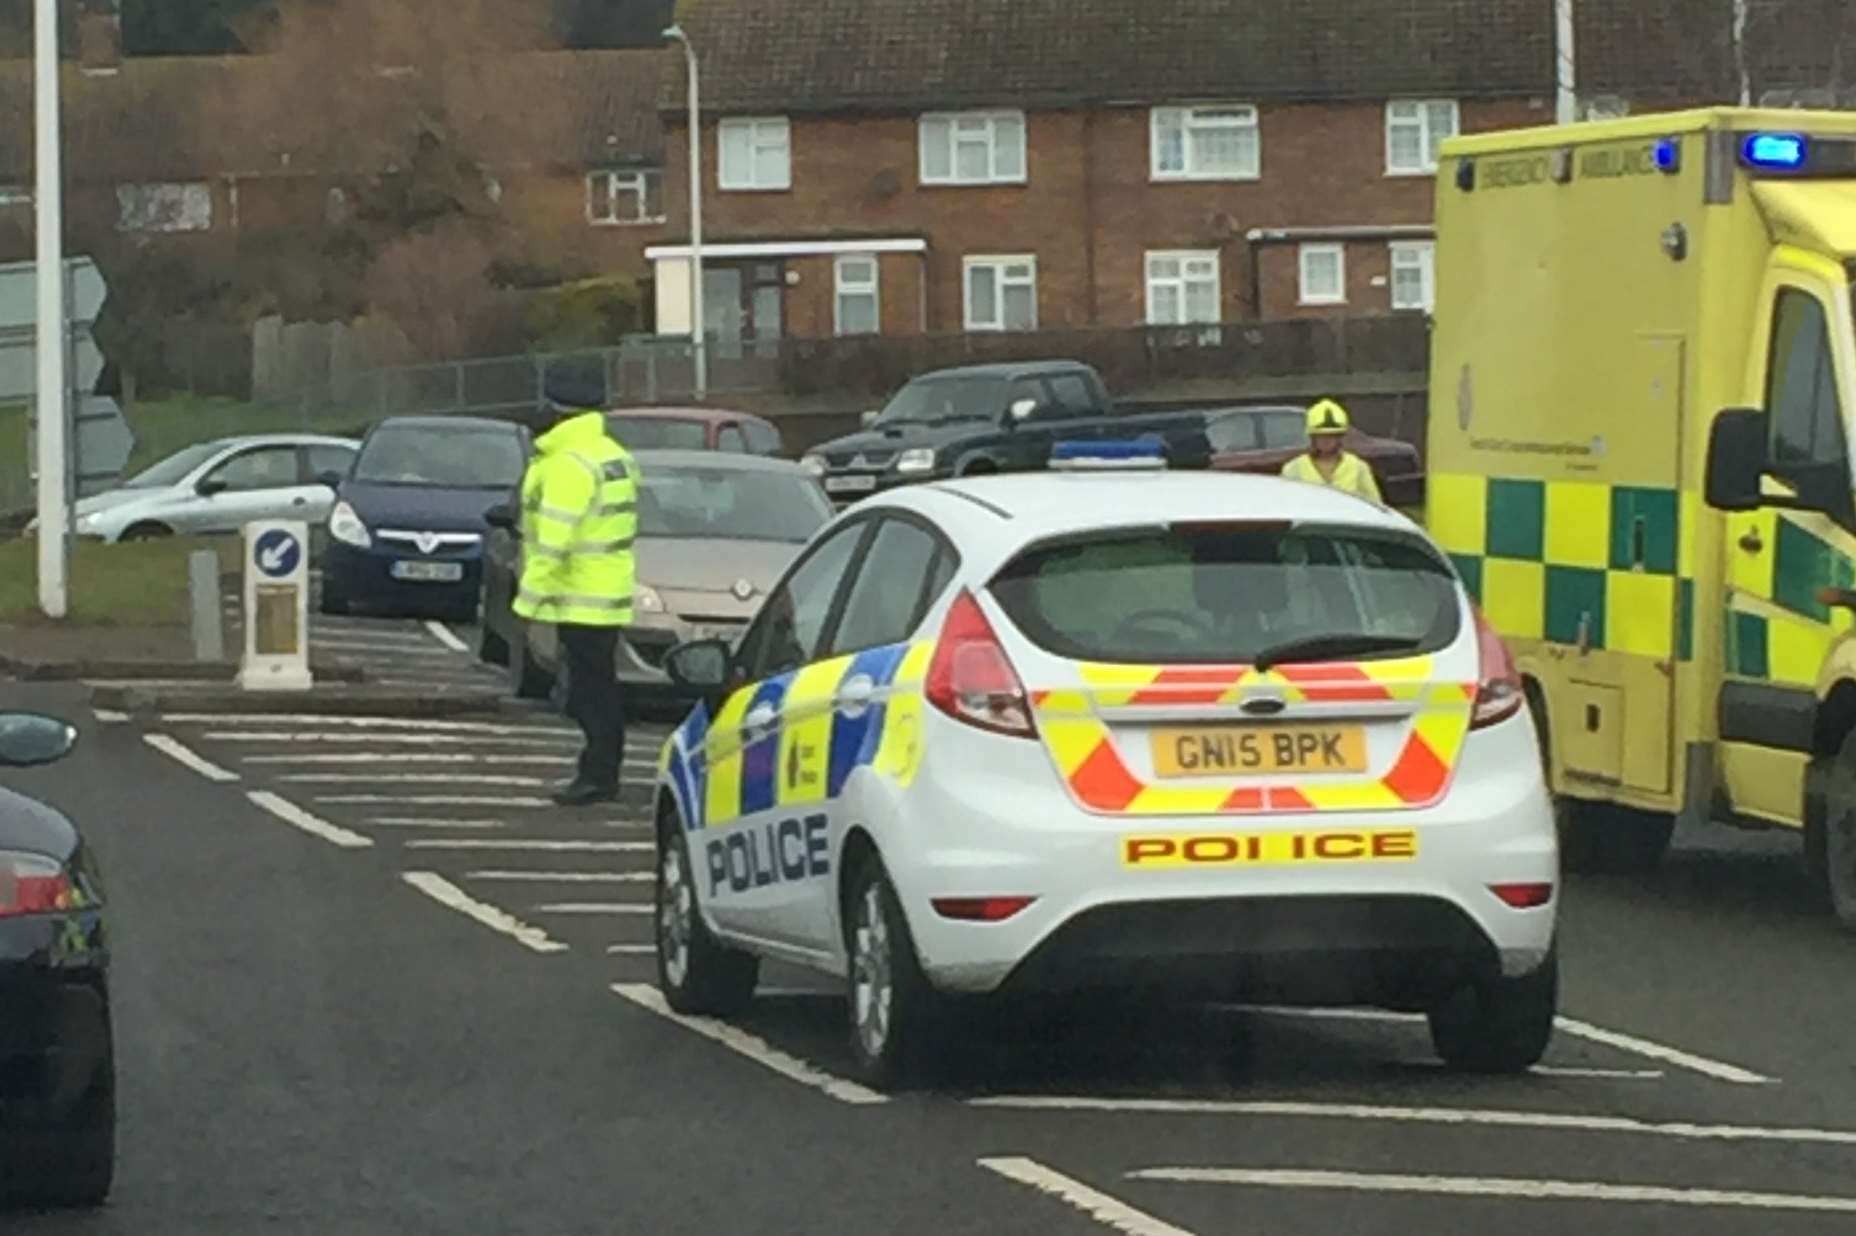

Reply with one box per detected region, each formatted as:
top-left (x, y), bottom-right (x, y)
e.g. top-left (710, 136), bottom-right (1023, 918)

top-left (1280, 398), bottom-right (1383, 504)
top-left (517, 376), bottom-right (640, 806)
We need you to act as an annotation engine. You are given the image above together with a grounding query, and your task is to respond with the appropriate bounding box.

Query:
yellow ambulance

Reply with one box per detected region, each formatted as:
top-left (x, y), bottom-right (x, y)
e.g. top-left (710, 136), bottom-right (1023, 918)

top-left (1426, 108), bottom-right (1856, 927)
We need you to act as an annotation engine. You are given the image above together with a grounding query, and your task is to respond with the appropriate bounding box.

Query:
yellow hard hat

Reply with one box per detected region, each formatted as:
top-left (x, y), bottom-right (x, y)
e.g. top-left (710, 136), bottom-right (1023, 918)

top-left (1306, 399), bottom-right (1351, 436)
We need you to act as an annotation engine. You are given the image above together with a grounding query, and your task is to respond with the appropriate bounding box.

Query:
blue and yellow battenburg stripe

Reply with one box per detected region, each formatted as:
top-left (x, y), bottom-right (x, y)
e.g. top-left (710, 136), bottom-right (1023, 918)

top-left (659, 639), bottom-right (937, 831)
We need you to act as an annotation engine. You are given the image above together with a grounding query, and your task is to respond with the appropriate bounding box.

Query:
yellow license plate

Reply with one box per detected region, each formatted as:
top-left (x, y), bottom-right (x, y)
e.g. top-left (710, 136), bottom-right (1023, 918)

top-left (1150, 725), bottom-right (1367, 777)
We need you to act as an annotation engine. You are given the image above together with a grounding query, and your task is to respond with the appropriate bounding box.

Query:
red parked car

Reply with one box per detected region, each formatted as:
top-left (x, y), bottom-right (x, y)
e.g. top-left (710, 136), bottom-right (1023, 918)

top-left (605, 407), bottom-right (784, 456)
top-left (1203, 405), bottom-right (1424, 507)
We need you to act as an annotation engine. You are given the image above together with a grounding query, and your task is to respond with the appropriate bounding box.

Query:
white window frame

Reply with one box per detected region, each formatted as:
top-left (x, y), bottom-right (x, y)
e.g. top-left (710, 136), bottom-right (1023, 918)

top-left (1298, 243), bottom-right (1347, 306)
top-left (1384, 99), bottom-right (1460, 175)
top-left (1149, 105), bottom-right (1261, 181)
top-left (585, 169), bottom-right (665, 226)
top-left (1144, 250), bottom-right (1222, 325)
top-left (834, 254), bottom-right (881, 337)
top-left (116, 182), bottom-right (213, 233)
top-left (963, 255), bottom-right (1038, 332)
top-left (1388, 240), bottom-right (1435, 312)
top-left (918, 111), bottom-right (1028, 186)
top-left (0, 185), bottom-right (31, 207)
top-left (718, 117), bottom-right (792, 192)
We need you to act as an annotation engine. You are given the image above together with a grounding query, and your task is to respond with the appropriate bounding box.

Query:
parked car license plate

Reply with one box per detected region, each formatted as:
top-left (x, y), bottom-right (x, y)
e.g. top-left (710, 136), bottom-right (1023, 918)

top-left (1150, 725), bottom-right (1367, 777)
top-left (390, 560), bottom-right (465, 583)
top-left (825, 475), bottom-right (878, 494)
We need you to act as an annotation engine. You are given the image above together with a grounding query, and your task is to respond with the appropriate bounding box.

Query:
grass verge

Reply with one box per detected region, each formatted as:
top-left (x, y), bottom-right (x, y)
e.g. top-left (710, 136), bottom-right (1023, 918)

top-left (0, 535), bottom-right (238, 627)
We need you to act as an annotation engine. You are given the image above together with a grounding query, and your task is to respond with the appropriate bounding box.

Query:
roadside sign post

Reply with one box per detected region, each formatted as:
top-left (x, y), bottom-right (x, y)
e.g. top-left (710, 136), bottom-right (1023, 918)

top-left (32, 0), bottom-right (66, 618)
top-left (237, 521), bottom-right (312, 692)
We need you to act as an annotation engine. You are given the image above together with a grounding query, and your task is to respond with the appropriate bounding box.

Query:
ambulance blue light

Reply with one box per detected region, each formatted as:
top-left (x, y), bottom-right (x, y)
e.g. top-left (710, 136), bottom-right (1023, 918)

top-left (1049, 439), bottom-right (1168, 470)
top-left (1652, 138), bottom-right (1681, 173)
top-left (1743, 132), bottom-right (1808, 170)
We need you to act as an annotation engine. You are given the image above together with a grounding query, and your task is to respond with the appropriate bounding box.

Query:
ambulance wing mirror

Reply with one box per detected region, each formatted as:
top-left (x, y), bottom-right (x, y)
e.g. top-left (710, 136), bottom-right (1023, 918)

top-left (1704, 409), bottom-right (1771, 512)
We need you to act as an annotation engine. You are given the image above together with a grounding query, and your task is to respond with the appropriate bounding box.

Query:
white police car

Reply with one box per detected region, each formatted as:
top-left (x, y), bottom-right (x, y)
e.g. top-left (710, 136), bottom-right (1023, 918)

top-left (653, 441), bottom-right (1557, 1087)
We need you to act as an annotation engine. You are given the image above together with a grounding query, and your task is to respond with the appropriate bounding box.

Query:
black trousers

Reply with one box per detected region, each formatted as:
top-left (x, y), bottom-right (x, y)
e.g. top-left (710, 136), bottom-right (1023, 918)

top-left (559, 625), bottom-right (625, 790)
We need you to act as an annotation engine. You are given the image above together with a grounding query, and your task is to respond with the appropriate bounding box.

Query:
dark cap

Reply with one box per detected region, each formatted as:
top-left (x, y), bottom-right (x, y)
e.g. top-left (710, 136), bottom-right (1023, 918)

top-left (543, 372), bottom-right (605, 415)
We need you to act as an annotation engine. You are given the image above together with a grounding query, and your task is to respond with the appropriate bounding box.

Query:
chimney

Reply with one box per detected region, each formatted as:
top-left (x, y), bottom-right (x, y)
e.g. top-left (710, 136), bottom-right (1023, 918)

top-left (70, 0), bottom-right (122, 73)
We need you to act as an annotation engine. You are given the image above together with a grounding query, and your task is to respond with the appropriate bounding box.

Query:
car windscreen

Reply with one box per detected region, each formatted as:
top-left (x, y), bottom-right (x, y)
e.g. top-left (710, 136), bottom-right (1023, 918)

top-left (121, 441), bottom-right (226, 489)
top-left (989, 522), bottom-right (1461, 665)
top-left (636, 466), bottom-right (833, 543)
top-left (874, 376), bottom-right (1006, 426)
top-left (608, 417), bottom-right (710, 451)
top-left (353, 426), bottom-right (525, 488)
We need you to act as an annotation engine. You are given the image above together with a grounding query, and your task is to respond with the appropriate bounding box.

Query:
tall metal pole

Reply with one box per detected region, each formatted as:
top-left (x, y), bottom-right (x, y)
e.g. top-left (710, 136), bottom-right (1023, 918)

top-left (1553, 0), bottom-right (1578, 124)
top-left (34, 0), bottom-right (67, 618)
top-left (666, 25), bottom-right (706, 402)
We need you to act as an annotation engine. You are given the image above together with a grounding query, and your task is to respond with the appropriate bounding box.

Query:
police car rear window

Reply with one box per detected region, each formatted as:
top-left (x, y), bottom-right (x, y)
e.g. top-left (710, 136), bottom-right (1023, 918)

top-left (989, 523), bottom-right (1461, 665)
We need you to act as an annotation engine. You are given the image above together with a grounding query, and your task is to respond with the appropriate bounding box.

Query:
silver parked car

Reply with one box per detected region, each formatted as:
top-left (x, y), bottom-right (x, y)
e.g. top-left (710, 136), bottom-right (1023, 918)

top-left (69, 434), bottom-right (360, 542)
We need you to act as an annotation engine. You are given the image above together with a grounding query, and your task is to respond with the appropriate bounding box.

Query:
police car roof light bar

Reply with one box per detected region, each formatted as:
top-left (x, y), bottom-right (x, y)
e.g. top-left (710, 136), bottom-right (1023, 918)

top-left (1049, 439), bottom-right (1169, 471)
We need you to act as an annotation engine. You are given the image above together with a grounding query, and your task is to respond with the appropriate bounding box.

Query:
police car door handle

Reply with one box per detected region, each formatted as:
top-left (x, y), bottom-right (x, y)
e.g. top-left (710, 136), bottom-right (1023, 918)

top-left (743, 704), bottom-right (779, 737)
top-left (837, 674), bottom-right (877, 716)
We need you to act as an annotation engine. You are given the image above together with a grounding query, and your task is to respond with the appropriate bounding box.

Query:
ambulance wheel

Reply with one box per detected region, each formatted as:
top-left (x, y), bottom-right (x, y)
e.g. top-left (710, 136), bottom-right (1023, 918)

top-left (1815, 730), bottom-right (1856, 930)
top-left (655, 825), bottom-right (758, 1015)
top-left (845, 854), bottom-right (943, 1090)
top-left (1428, 946), bottom-right (1558, 1074)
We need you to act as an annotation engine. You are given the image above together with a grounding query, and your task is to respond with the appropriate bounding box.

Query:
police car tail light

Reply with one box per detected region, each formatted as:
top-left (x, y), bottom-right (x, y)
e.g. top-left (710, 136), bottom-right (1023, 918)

top-left (1470, 607), bottom-right (1524, 730)
top-left (0, 851), bottom-right (75, 919)
top-left (932, 896), bottom-right (1036, 922)
top-left (926, 590), bottom-right (1037, 739)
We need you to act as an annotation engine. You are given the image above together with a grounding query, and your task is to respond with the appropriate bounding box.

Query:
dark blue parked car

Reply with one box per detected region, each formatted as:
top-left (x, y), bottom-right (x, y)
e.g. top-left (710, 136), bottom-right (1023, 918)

top-left (319, 416), bottom-right (531, 621)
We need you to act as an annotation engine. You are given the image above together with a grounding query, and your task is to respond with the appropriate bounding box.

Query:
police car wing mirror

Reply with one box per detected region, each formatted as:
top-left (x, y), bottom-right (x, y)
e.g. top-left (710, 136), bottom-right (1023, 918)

top-left (1008, 397), bottom-right (1039, 423)
top-left (0, 712), bottom-right (77, 767)
top-left (665, 639), bottom-right (730, 691)
top-left (483, 501), bottom-right (518, 531)
top-left (1704, 408), bottom-right (1774, 513)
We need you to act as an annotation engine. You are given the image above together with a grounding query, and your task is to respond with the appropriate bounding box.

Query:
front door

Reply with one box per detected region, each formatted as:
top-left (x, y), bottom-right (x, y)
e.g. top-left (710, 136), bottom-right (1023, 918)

top-left (1721, 256), bottom-right (1856, 825)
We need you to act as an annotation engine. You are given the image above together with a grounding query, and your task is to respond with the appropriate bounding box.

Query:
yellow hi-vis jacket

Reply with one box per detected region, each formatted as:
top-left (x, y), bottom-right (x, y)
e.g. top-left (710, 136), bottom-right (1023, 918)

top-left (514, 411), bottom-right (638, 627)
top-left (1282, 450), bottom-right (1384, 504)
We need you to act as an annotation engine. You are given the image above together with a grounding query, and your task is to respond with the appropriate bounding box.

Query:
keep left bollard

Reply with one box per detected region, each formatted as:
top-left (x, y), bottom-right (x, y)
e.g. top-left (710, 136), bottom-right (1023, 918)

top-left (236, 520), bottom-right (311, 692)
top-left (187, 549), bottom-right (224, 663)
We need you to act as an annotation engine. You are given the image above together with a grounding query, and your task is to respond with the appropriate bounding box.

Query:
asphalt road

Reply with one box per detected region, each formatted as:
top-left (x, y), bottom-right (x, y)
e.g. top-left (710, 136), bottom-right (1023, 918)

top-left (7, 617), bottom-right (1856, 1232)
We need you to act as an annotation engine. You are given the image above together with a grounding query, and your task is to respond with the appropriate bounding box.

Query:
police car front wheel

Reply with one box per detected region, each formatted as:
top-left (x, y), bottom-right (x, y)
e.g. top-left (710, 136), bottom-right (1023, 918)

top-left (846, 855), bottom-right (944, 1089)
top-left (655, 830), bottom-right (758, 1015)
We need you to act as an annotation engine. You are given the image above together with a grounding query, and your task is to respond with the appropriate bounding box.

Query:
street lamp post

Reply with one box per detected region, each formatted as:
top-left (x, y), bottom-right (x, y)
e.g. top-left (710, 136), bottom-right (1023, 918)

top-left (663, 24), bottom-right (706, 402)
top-left (34, 0), bottom-right (67, 618)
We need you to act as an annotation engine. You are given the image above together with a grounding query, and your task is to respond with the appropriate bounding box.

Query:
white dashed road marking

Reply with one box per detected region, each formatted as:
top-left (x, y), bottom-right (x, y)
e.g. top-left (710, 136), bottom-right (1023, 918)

top-left (979, 1158), bottom-right (1197, 1236)
top-left (162, 714), bottom-right (572, 736)
top-left (201, 732), bottom-right (580, 748)
top-left (280, 773), bottom-right (548, 786)
top-left (242, 752), bottom-right (574, 766)
top-left (1127, 1167), bottom-right (1856, 1216)
top-left (402, 871), bottom-right (567, 954)
top-left (93, 708), bottom-right (129, 723)
top-left (314, 795), bottom-right (555, 808)
top-left (468, 871), bottom-right (652, 883)
top-left (406, 839), bottom-right (653, 853)
top-left (368, 818), bottom-right (507, 830)
top-left (534, 902), bottom-right (652, 915)
top-left (606, 944), bottom-right (655, 955)
top-left (247, 791), bottom-right (374, 849)
top-left (610, 984), bottom-right (886, 1106)
top-left (424, 620), bottom-right (471, 652)
top-left (144, 733), bottom-right (240, 782)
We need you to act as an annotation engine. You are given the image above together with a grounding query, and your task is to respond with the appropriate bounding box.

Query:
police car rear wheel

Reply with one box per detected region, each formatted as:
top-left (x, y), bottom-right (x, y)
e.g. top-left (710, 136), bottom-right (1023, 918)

top-left (846, 857), bottom-right (941, 1089)
top-left (1427, 946), bottom-right (1558, 1074)
top-left (655, 831), bottom-right (758, 1015)
top-left (1817, 731), bottom-right (1856, 931)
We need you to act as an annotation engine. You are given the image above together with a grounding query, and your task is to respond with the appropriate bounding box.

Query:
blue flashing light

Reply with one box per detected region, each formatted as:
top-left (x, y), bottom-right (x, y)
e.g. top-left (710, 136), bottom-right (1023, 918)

top-left (1652, 138), bottom-right (1682, 173)
top-left (1743, 132), bottom-right (1808, 171)
top-left (1049, 438), bottom-right (1168, 470)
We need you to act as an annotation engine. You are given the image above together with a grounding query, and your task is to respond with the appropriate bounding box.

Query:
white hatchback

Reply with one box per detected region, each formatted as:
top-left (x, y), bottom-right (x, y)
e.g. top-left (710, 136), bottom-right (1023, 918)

top-left (653, 455), bottom-right (1558, 1087)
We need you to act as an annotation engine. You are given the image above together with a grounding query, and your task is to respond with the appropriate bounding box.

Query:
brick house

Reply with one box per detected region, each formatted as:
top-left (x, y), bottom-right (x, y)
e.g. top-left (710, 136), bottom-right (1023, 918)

top-left (648, 0), bottom-right (1563, 351)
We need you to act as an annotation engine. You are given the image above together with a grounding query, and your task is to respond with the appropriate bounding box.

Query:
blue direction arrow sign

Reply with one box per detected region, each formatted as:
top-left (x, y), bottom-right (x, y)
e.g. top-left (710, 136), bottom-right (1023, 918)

top-left (254, 529), bottom-right (303, 579)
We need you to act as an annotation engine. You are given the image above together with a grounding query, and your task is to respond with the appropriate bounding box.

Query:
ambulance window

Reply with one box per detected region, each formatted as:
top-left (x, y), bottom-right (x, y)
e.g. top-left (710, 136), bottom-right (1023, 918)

top-left (1767, 289), bottom-right (1847, 474)
top-left (740, 521), bottom-right (867, 678)
top-left (829, 519), bottom-right (944, 654)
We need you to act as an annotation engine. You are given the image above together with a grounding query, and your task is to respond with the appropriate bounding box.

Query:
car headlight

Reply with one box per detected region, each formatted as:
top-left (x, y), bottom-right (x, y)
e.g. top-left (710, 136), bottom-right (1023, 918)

top-left (894, 448), bottom-right (936, 475)
top-left (75, 512), bottom-right (100, 531)
top-left (635, 583), bottom-right (666, 614)
top-left (800, 454), bottom-right (827, 477)
top-left (327, 501), bottom-right (371, 548)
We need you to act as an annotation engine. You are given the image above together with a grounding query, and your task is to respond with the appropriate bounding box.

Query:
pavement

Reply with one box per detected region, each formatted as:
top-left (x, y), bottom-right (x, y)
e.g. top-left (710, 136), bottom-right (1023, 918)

top-left (6, 625), bottom-right (1856, 1231)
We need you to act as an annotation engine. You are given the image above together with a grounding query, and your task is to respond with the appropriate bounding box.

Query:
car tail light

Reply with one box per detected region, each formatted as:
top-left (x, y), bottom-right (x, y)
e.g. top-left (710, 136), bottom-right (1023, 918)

top-left (1470, 607), bottom-right (1524, 730)
top-left (925, 590), bottom-right (1037, 739)
top-left (0, 852), bottom-right (75, 918)
top-left (1489, 882), bottom-right (1554, 909)
top-left (932, 896), bottom-right (1037, 922)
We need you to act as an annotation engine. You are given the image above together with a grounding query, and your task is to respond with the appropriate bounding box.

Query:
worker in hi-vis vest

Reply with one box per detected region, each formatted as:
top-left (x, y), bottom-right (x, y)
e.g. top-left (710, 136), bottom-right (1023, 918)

top-left (1280, 398), bottom-right (1383, 504)
top-left (515, 375), bottom-right (639, 806)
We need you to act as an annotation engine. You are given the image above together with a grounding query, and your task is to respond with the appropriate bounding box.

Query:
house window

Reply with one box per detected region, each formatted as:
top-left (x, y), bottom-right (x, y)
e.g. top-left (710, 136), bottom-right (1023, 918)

top-left (1385, 99), bottom-right (1459, 174)
top-left (964, 256), bottom-right (1037, 331)
top-left (1298, 243), bottom-right (1347, 306)
top-left (116, 182), bottom-right (212, 233)
top-left (1389, 241), bottom-right (1435, 311)
top-left (1145, 251), bottom-right (1221, 324)
top-left (587, 169), bottom-right (665, 225)
top-left (835, 255), bottom-right (880, 336)
top-left (1151, 106), bottom-right (1260, 181)
top-left (920, 111), bottom-right (1027, 185)
top-left (718, 117), bottom-right (791, 191)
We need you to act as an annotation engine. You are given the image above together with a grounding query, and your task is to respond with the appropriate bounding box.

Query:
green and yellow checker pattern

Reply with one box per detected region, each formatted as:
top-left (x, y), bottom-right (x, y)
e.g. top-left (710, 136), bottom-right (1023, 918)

top-left (1724, 511), bottom-right (1856, 686)
top-left (1429, 474), bottom-right (1695, 661)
